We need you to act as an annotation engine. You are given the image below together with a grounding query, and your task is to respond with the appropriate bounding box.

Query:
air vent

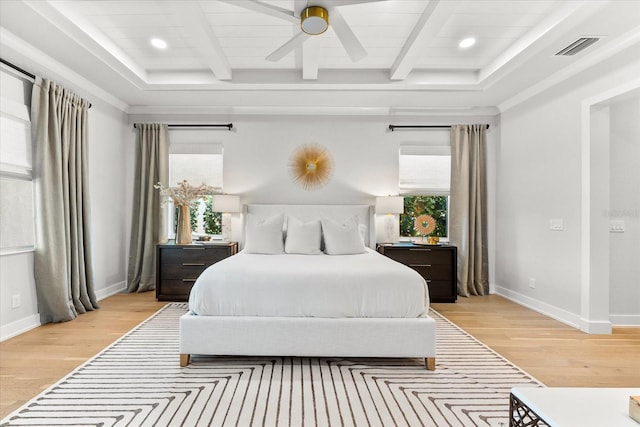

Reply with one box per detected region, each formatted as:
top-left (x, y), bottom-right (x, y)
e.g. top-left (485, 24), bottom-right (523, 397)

top-left (555, 37), bottom-right (600, 56)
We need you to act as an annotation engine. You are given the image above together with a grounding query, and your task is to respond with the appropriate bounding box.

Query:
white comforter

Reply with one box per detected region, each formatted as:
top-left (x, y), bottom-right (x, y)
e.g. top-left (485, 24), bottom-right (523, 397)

top-left (188, 248), bottom-right (429, 318)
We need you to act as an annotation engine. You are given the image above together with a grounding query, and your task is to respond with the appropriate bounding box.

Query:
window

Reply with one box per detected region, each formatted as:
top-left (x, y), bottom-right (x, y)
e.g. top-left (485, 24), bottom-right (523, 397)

top-left (0, 69), bottom-right (34, 254)
top-left (168, 136), bottom-right (224, 237)
top-left (399, 143), bottom-right (450, 239)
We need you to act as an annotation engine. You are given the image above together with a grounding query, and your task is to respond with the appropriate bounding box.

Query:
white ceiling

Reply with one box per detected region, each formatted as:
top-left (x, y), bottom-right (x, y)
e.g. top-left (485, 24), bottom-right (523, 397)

top-left (1, 0), bottom-right (639, 114)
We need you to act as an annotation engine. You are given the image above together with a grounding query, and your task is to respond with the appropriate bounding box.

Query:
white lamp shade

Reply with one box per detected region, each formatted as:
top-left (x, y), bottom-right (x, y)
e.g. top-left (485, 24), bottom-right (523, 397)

top-left (375, 196), bottom-right (404, 214)
top-left (212, 195), bottom-right (240, 213)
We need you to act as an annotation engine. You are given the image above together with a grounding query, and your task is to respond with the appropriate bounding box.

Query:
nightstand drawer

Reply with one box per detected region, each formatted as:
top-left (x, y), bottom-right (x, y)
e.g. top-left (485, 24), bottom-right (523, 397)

top-left (160, 263), bottom-right (209, 280)
top-left (158, 279), bottom-right (198, 296)
top-left (160, 247), bottom-right (229, 264)
top-left (426, 281), bottom-right (457, 301)
top-left (408, 264), bottom-right (452, 280)
top-left (384, 248), bottom-right (452, 265)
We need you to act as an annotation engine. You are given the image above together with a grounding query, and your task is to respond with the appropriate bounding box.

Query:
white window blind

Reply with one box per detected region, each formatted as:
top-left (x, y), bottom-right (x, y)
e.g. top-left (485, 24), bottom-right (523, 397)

top-left (169, 142), bottom-right (223, 189)
top-left (399, 145), bottom-right (451, 195)
top-left (0, 69), bottom-right (35, 253)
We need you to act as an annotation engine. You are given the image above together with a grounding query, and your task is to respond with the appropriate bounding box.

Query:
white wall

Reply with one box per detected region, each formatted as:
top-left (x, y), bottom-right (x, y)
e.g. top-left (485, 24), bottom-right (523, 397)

top-left (496, 52), bottom-right (640, 328)
top-left (131, 113), bottom-right (499, 284)
top-left (0, 68), bottom-right (131, 341)
top-left (609, 96), bottom-right (640, 324)
top-left (0, 68), bottom-right (39, 340)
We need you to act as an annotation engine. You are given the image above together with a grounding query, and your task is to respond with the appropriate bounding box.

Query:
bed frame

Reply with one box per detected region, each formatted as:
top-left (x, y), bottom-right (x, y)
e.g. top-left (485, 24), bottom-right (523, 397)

top-left (179, 204), bottom-right (437, 370)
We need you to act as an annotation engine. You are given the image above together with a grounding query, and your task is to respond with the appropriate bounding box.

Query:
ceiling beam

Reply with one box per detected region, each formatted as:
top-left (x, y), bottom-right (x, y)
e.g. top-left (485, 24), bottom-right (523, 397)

top-left (390, 0), bottom-right (459, 81)
top-left (218, 0), bottom-right (298, 24)
top-left (24, 0), bottom-right (148, 87)
top-left (170, 1), bottom-right (232, 80)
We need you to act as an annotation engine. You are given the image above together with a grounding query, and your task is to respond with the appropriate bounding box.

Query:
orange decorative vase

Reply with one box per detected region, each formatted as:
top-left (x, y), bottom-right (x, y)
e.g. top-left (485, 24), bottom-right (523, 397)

top-left (175, 204), bottom-right (192, 244)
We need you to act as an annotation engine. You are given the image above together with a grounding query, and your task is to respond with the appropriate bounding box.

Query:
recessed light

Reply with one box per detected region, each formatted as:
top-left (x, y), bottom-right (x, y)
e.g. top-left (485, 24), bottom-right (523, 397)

top-left (150, 38), bottom-right (167, 49)
top-left (459, 37), bottom-right (476, 49)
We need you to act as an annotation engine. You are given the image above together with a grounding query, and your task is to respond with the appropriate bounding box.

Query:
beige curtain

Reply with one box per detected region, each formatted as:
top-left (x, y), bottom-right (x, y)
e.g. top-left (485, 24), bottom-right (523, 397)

top-left (31, 77), bottom-right (98, 323)
top-left (127, 124), bottom-right (168, 292)
top-left (450, 124), bottom-right (489, 296)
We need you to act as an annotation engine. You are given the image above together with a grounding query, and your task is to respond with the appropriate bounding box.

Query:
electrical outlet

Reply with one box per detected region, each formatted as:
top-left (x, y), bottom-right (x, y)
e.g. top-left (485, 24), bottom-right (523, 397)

top-left (11, 294), bottom-right (21, 309)
top-left (529, 278), bottom-right (536, 289)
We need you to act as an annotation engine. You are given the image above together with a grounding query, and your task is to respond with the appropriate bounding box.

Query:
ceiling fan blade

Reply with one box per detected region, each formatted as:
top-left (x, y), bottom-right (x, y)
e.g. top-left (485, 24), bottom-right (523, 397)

top-left (267, 32), bottom-right (310, 62)
top-left (329, 7), bottom-right (367, 62)
top-left (217, 0), bottom-right (298, 24)
top-left (316, 0), bottom-right (388, 6)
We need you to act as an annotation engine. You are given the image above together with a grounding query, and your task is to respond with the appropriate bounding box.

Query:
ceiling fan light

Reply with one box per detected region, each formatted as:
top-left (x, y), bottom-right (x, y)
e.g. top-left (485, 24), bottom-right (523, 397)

top-left (301, 6), bottom-right (329, 35)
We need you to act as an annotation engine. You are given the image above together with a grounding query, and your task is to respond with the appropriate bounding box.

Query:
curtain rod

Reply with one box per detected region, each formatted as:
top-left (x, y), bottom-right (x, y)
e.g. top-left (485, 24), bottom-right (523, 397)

top-left (133, 123), bottom-right (233, 131)
top-left (0, 58), bottom-right (35, 80)
top-left (1, 57), bottom-right (93, 109)
top-left (388, 124), bottom-right (489, 131)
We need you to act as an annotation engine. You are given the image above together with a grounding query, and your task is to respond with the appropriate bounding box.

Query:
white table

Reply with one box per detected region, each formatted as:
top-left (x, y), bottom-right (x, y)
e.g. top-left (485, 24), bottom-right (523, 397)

top-left (510, 387), bottom-right (640, 427)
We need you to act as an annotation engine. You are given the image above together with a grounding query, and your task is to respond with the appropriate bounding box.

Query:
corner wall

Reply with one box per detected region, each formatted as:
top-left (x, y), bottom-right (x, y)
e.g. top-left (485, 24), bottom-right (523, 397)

top-left (495, 48), bottom-right (640, 329)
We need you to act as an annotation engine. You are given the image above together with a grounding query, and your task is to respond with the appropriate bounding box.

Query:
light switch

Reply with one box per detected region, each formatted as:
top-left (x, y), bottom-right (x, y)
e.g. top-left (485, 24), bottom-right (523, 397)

top-left (549, 219), bottom-right (564, 231)
top-left (609, 220), bottom-right (625, 233)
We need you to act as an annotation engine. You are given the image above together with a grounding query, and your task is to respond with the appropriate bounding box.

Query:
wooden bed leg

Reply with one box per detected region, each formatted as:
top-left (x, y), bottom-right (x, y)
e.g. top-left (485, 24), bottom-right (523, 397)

top-left (425, 357), bottom-right (436, 371)
top-left (180, 354), bottom-right (190, 367)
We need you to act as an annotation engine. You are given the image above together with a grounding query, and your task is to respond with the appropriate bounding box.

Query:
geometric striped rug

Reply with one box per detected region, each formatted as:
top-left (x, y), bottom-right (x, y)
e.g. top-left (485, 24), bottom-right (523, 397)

top-left (0, 303), bottom-right (542, 426)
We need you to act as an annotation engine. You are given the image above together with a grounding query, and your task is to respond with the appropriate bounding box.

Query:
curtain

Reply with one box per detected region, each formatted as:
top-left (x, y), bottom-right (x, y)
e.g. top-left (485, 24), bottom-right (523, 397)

top-left (449, 124), bottom-right (489, 296)
top-left (127, 124), bottom-right (168, 292)
top-left (31, 77), bottom-right (98, 323)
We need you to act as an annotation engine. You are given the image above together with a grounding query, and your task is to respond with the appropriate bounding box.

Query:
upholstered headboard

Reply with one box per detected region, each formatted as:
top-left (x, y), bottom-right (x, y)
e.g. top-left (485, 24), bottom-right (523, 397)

top-left (242, 204), bottom-right (375, 249)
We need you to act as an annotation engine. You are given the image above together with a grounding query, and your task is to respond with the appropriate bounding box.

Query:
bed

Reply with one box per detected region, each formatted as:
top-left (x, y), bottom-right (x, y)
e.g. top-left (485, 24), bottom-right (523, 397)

top-left (179, 204), bottom-right (437, 370)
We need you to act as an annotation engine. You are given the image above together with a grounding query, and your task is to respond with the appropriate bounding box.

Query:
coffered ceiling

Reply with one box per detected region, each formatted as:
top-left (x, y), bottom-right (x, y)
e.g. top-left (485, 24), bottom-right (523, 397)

top-left (1, 0), bottom-right (639, 113)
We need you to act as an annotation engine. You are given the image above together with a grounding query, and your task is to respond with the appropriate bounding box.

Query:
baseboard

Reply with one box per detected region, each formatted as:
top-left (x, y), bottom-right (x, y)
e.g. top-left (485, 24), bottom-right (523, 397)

top-left (1, 281), bottom-right (127, 342)
top-left (0, 314), bottom-right (41, 342)
top-left (494, 286), bottom-right (582, 329)
top-left (609, 314), bottom-right (640, 326)
top-left (95, 281), bottom-right (127, 301)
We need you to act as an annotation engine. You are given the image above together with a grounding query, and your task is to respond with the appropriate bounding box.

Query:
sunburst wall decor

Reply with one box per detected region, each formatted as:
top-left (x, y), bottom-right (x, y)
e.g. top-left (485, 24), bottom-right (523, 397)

top-left (289, 143), bottom-right (334, 191)
top-left (415, 214), bottom-right (436, 235)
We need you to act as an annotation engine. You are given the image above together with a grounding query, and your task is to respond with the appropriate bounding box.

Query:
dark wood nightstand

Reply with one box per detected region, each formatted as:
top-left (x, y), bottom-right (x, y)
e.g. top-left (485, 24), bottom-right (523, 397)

top-left (156, 241), bottom-right (238, 301)
top-left (377, 243), bottom-right (458, 303)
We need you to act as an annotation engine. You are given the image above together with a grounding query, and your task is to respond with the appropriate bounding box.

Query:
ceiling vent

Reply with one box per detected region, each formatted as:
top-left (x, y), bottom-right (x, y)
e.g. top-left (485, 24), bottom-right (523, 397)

top-left (555, 37), bottom-right (600, 56)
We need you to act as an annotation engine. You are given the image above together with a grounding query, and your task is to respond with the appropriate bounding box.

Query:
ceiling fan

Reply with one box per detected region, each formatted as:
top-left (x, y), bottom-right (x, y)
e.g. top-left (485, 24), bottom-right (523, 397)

top-left (220, 0), bottom-right (386, 62)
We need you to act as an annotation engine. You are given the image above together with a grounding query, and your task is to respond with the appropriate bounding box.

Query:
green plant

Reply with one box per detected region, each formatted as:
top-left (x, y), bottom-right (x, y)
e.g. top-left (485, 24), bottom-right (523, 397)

top-left (400, 195), bottom-right (448, 237)
top-left (203, 196), bottom-right (222, 235)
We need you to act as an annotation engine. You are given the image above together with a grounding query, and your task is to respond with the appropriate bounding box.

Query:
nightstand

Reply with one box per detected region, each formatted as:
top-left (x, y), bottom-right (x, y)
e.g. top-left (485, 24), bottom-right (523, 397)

top-left (155, 241), bottom-right (238, 301)
top-left (377, 243), bottom-right (457, 303)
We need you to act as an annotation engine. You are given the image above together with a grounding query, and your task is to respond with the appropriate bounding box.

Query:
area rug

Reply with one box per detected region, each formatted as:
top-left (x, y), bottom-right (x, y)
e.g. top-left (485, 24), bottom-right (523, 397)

top-left (1, 303), bottom-right (542, 426)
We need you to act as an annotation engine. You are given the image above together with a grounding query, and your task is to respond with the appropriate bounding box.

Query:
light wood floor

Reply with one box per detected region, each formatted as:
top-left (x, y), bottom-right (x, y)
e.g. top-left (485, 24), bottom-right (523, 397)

top-left (1, 292), bottom-right (639, 419)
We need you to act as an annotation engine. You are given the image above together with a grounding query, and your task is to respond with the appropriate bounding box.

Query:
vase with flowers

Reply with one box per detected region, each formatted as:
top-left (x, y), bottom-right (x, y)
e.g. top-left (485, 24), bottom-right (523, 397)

top-left (154, 180), bottom-right (217, 244)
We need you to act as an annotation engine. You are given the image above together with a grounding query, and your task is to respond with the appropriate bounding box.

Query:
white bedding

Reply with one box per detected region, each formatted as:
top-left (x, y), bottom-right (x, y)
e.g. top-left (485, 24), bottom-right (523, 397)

top-left (188, 248), bottom-right (429, 318)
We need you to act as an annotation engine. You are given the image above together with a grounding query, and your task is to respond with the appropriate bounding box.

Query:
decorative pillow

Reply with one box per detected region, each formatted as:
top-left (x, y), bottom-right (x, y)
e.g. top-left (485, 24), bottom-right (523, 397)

top-left (284, 216), bottom-right (322, 255)
top-left (243, 213), bottom-right (285, 254)
top-left (321, 216), bottom-right (366, 255)
top-left (358, 223), bottom-right (367, 245)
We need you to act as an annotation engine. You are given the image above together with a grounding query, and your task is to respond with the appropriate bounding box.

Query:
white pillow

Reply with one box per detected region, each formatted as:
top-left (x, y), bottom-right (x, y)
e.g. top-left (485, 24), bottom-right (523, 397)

top-left (284, 216), bottom-right (322, 255)
top-left (358, 223), bottom-right (367, 245)
top-left (244, 213), bottom-right (285, 254)
top-left (321, 216), bottom-right (366, 255)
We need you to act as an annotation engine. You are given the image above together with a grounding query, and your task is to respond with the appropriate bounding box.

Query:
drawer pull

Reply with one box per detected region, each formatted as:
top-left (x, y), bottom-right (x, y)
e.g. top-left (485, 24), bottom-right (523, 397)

top-left (182, 263), bottom-right (205, 266)
top-left (410, 264), bottom-right (432, 267)
top-left (425, 279), bottom-right (432, 283)
top-left (182, 279), bottom-right (197, 283)
top-left (409, 248), bottom-right (432, 252)
top-left (183, 247), bottom-right (205, 251)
